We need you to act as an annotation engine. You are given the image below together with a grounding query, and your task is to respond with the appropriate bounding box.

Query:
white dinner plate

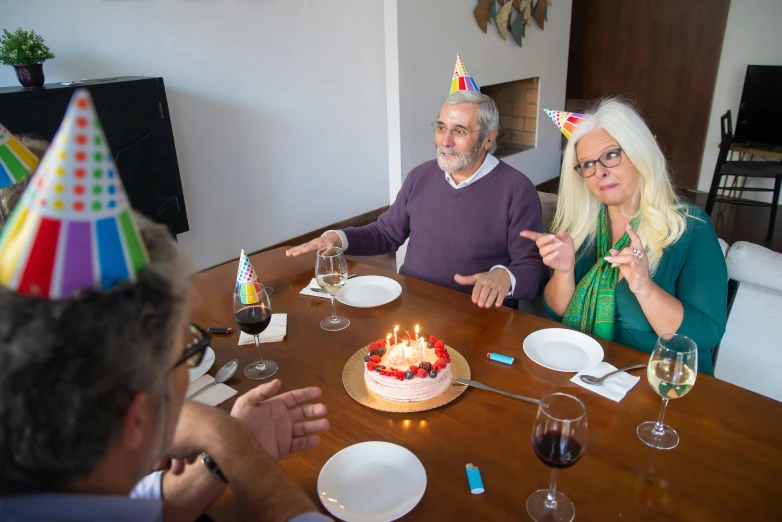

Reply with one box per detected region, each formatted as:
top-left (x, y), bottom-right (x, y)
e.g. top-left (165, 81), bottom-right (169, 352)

top-left (336, 276), bottom-right (402, 308)
top-left (188, 346), bottom-right (215, 382)
top-left (523, 329), bottom-right (604, 372)
top-left (317, 441), bottom-right (426, 522)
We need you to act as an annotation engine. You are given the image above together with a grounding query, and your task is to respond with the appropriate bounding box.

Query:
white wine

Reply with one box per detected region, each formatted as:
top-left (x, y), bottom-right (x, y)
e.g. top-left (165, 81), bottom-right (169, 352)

top-left (647, 360), bottom-right (696, 399)
top-left (317, 274), bottom-right (347, 294)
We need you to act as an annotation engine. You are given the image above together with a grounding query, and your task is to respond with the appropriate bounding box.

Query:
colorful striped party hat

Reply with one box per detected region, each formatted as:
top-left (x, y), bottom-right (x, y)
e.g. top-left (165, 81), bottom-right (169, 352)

top-left (236, 249), bottom-right (261, 304)
top-left (0, 123), bottom-right (39, 189)
top-left (449, 54), bottom-right (480, 94)
top-left (544, 109), bottom-right (585, 140)
top-left (0, 89), bottom-right (150, 299)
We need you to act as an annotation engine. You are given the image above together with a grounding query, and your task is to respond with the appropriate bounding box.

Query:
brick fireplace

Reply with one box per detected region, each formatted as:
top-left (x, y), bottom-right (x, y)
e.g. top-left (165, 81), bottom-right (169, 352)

top-left (481, 77), bottom-right (539, 158)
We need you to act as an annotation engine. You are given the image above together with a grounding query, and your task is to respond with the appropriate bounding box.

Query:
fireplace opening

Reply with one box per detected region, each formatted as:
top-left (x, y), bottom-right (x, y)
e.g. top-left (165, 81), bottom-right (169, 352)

top-left (481, 77), bottom-right (539, 158)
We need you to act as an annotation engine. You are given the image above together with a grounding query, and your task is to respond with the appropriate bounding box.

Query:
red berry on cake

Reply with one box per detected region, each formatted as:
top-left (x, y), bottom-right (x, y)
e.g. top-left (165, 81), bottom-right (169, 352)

top-left (434, 340), bottom-right (445, 349)
top-left (377, 339), bottom-right (386, 347)
top-left (416, 368), bottom-right (429, 378)
top-left (369, 342), bottom-right (379, 351)
top-left (433, 358), bottom-right (447, 371)
top-left (370, 355), bottom-right (381, 364)
top-left (409, 365), bottom-right (419, 373)
top-left (419, 361), bottom-right (433, 372)
top-left (367, 361), bottom-right (377, 371)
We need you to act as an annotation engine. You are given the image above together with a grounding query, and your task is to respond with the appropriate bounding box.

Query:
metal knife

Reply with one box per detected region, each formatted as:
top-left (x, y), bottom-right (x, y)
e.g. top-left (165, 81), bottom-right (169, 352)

top-left (453, 378), bottom-right (542, 406)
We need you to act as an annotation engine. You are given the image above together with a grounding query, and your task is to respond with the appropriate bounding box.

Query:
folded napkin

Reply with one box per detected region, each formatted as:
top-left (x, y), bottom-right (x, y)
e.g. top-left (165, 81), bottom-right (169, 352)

top-left (299, 278), bottom-right (331, 298)
top-left (238, 313), bottom-right (287, 344)
top-left (187, 375), bottom-right (238, 406)
top-left (570, 362), bottom-right (641, 402)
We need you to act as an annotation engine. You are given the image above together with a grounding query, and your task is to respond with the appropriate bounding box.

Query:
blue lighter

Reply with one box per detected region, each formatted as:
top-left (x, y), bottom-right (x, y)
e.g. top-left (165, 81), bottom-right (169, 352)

top-left (487, 352), bottom-right (514, 365)
top-left (465, 463), bottom-right (485, 494)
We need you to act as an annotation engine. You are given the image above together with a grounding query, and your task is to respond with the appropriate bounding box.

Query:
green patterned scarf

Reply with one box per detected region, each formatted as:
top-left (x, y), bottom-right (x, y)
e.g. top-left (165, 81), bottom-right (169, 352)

top-left (562, 206), bottom-right (638, 341)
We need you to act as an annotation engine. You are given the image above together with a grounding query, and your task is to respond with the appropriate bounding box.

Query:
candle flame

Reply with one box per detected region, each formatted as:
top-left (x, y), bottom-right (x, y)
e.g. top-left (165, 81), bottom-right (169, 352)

top-left (415, 325), bottom-right (420, 334)
top-left (394, 325), bottom-right (399, 332)
top-left (386, 333), bottom-right (392, 339)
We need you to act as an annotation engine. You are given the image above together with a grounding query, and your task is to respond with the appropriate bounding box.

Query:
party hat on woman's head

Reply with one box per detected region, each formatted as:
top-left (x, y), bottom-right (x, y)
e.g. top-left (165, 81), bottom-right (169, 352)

top-left (450, 54), bottom-right (480, 94)
top-left (0, 123), bottom-right (40, 189)
top-left (236, 249), bottom-right (262, 304)
top-left (0, 89), bottom-right (149, 299)
top-left (544, 109), bottom-right (585, 140)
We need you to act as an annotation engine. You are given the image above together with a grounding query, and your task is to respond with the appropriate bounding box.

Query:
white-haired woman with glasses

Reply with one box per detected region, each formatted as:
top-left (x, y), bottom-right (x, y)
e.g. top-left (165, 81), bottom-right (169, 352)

top-left (522, 99), bottom-right (727, 375)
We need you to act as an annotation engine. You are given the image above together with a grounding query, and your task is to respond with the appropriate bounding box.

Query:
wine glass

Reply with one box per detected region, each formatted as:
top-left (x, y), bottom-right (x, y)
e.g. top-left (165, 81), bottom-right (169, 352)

top-left (637, 333), bottom-right (697, 450)
top-left (233, 283), bottom-right (278, 380)
top-left (527, 392), bottom-right (587, 522)
top-left (315, 246), bottom-right (350, 332)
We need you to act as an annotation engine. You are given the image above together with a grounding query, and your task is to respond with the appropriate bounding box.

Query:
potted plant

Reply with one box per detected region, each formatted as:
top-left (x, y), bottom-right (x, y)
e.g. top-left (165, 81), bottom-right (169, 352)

top-left (0, 27), bottom-right (55, 88)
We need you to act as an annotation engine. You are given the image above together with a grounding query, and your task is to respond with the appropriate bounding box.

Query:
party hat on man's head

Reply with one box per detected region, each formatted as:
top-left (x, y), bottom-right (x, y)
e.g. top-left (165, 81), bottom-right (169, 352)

top-left (0, 123), bottom-right (40, 189)
top-left (544, 109), bottom-right (585, 140)
top-left (0, 89), bottom-right (149, 299)
top-left (236, 249), bottom-right (262, 304)
top-left (450, 54), bottom-right (480, 94)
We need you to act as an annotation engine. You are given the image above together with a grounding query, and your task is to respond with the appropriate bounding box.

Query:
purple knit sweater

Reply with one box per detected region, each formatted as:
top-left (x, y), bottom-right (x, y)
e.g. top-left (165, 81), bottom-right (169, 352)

top-left (343, 159), bottom-right (547, 300)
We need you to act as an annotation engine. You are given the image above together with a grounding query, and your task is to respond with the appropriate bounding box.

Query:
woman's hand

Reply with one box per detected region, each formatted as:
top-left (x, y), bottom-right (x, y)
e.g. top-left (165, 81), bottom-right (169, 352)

top-left (604, 224), bottom-right (653, 297)
top-left (520, 230), bottom-right (576, 274)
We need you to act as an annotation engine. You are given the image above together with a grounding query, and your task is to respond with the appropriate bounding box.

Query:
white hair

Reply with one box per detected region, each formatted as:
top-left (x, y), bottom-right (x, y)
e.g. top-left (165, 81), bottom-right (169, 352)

top-left (443, 91), bottom-right (499, 154)
top-left (551, 98), bottom-right (690, 274)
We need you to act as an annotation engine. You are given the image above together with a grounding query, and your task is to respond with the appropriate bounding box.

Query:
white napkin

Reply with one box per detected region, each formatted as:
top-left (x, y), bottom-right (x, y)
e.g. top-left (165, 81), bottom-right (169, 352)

top-left (187, 375), bottom-right (237, 406)
top-left (570, 362), bottom-right (641, 402)
top-left (299, 278), bottom-right (331, 298)
top-left (238, 313), bottom-right (287, 344)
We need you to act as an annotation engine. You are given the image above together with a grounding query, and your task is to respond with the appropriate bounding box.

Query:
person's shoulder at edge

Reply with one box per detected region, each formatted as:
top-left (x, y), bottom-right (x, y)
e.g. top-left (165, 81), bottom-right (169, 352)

top-left (677, 202), bottom-right (715, 242)
top-left (397, 159), bottom-right (441, 192)
top-left (485, 160), bottom-right (536, 191)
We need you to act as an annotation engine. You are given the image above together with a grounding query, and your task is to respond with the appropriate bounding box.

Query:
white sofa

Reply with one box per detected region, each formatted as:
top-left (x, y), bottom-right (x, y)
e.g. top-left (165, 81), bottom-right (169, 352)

top-left (715, 241), bottom-right (782, 401)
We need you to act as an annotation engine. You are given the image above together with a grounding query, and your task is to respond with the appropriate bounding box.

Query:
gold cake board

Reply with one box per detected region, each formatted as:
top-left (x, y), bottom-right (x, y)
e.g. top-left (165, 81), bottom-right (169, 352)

top-left (342, 344), bottom-right (472, 413)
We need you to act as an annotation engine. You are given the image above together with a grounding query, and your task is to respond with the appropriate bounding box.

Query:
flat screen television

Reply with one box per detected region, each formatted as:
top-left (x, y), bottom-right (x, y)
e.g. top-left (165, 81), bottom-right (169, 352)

top-left (733, 65), bottom-right (782, 147)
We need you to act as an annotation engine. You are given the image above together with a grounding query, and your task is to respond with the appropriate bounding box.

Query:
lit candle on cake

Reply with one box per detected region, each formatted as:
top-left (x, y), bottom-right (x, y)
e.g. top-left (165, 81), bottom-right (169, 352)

top-left (386, 333), bottom-right (392, 346)
top-left (394, 325), bottom-right (399, 347)
top-left (415, 325), bottom-right (419, 341)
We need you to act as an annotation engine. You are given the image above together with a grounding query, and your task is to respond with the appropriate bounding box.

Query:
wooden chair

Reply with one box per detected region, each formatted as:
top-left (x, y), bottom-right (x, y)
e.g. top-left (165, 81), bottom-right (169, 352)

top-left (705, 110), bottom-right (782, 243)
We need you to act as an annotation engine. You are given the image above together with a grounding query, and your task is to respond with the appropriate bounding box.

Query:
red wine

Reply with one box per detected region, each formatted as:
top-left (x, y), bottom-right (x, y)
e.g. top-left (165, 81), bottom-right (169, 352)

top-left (234, 305), bottom-right (271, 335)
top-left (533, 431), bottom-right (583, 469)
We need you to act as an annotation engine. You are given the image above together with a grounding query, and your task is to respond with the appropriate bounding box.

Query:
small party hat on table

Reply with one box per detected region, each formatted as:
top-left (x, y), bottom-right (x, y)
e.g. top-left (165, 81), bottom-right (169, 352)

top-left (544, 109), bottom-right (585, 140)
top-left (0, 123), bottom-right (40, 189)
top-left (450, 54), bottom-right (480, 94)
top-left (236, 249), bottom-right (262, 304)
top-left (0, 89), bottom-right (149, 299)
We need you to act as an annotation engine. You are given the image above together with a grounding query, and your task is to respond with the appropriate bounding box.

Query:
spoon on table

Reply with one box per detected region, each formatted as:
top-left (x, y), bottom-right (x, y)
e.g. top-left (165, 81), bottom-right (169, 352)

top-left (579, 362), bottom-right (647, 386)
top-left (187, 359), bottom-right (238, 399)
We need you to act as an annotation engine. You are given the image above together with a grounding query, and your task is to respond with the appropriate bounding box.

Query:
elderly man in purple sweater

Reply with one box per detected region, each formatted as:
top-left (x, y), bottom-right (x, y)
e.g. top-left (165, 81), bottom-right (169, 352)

top-left (288, 90), bottom-right (546, 308)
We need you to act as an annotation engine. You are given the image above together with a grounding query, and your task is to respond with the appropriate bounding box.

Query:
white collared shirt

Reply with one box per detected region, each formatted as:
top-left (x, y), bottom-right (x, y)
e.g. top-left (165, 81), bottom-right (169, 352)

top-left (328, 153), bottom-right (516, 298)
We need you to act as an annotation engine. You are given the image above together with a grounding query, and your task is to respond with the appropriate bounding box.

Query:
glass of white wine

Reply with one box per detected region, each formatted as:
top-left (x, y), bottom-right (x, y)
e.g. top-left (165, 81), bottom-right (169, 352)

top-left (315, 246), bottom-right (350, 332)
top-left (637, 333), bottom-right (697, 450)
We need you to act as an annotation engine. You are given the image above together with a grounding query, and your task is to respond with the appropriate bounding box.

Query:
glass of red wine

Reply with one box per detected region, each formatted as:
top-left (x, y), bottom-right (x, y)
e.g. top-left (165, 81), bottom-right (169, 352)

top-left (233, 283), bottom-right (277, 380)
top-left (527, 392), bottom-right (587, 522)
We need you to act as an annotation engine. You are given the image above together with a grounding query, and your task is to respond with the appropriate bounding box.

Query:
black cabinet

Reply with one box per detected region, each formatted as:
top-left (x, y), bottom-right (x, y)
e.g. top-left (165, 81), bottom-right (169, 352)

top-left (0, 76), bottom-right (189, 235)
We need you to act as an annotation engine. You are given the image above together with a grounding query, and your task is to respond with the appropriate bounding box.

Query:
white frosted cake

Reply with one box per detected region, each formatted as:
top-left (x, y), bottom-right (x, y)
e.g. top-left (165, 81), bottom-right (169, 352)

top-left (364, 329), bottom-right (453, 403)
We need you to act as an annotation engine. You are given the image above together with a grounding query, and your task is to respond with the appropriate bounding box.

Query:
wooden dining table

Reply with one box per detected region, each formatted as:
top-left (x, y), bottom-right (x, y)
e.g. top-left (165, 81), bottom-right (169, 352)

top-left (193, 247), bottom-right (782, 522)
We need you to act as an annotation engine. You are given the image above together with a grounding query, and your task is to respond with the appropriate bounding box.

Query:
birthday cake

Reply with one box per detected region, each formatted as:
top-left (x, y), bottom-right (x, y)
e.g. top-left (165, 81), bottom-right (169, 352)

top-left (364, 327), bottom-right (453, 402)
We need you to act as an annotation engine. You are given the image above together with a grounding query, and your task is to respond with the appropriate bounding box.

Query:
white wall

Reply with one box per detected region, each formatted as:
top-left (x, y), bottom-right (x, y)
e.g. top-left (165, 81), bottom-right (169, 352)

top-left (0, 0), bottom-right (389, 271)
top-left (697, 0), bottom-right (782, 203)
top-left (393, 0), bottom-right (572, 186)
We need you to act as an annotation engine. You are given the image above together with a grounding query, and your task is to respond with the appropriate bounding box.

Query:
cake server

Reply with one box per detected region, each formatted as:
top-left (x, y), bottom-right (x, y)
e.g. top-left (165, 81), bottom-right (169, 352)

top-left (453, 378), bottom-right (542, 406)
